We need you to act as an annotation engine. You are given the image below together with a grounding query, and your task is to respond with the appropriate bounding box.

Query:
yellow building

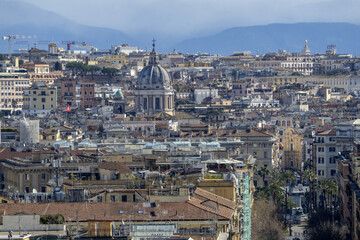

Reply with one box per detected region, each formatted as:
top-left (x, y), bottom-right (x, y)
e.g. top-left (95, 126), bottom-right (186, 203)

top-left (198, 179), bottom-right (237, 201)
top-left (266, 76), bottom-right (299, 86)
top-left (283, 128), bottom-right (303, 170)
top-left (23, 83), bottom-right (57, 114)
top-left (40, 128), bottom-right (61, 142)
top-left (101, 54), bottom-right (128, 68)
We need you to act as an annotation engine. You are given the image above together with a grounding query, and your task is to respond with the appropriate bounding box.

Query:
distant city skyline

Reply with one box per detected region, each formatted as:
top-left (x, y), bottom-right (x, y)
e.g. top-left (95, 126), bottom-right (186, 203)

top-left (20, 0), bottom-right (360, 40)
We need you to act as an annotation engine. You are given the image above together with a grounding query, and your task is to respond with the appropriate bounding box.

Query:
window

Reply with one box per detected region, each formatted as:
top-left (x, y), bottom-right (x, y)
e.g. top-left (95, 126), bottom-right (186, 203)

top-left (97, 196), bottom-right (103, 202)
top-left (318, 157), bottom-right (324, 164)
top-left (329, 157), bottom-right (336, 164)
top-left (41, 187), bottom-right (46, 193)
top-left (42, 98), bottom-right (46, 102)
top-left (122, 195), bottom-right (127, 202)
top-left (33, 98), bottom-right (37, 101)
top-left (329, 147), bottom-right (336, 152)
top-left (318, 147), bottom-right (324, 152)
top-left (155, 97), bottom-right (160, 110)
top-left (25, 187), bottom-right (30, 193)
top-left (143, 98), bottom-right (148, 110)
top-left (110, 195), bottom-right (116, 202)
top-left (331, 170), bottom-right (336, 176)
top-left (318, 170), bottom-right (324, 176)
top-left (25, 174), bottom-right (30, 181)
top-left (264, 152), bottom-right (267, 158)
top-left (41, 173), bottom-right (46, 181)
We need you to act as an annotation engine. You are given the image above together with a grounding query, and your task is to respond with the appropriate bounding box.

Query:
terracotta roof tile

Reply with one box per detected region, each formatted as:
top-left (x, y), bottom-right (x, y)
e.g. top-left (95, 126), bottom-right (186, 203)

top-left (0, 201), bottom-right (231, 222)
top-left (318, 129), bottom-right (336, 136)
top-left (192, 188), bottom-right (236, 210)
top-left (0, 148), bottom-right (32, 160)
top-left (99, 162), bottom-right (132, 174)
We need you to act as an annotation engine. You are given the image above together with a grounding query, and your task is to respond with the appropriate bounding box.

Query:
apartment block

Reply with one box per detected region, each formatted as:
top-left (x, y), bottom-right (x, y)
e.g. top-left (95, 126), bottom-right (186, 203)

top-left (60, 79), bottom-right (95, 109)
top-left (23, 83), bottom-right (57, 114)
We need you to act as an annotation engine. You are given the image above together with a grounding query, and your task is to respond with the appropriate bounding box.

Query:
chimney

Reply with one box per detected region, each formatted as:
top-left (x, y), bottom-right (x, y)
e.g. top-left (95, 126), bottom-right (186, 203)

top-left (15, 58), bottom-right (19, 68)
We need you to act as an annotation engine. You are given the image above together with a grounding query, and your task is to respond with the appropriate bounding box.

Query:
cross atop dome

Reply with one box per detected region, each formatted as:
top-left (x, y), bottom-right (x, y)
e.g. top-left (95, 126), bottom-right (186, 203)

top-left (149, 39), bottom-right (158, 65)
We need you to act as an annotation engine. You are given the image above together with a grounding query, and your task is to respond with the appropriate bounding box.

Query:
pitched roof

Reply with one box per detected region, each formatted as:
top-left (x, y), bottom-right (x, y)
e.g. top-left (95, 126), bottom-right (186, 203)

top-left (318, 129), bottom-right (336, 136)
top-left (0, 148), bottom-right (32, 160)
top-left (0, 201), bottom-right (231, 222)
top-left (186, 198), bottom-right (233, 219)
top-left (192, 188), bottom-right (236, 210)
top-left (99, 162), bottom-right (132, 174)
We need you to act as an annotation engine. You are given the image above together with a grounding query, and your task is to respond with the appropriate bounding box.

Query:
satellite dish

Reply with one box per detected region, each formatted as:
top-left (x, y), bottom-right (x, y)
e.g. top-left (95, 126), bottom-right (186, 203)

top-left (32, 189), bottom-right (38, 193)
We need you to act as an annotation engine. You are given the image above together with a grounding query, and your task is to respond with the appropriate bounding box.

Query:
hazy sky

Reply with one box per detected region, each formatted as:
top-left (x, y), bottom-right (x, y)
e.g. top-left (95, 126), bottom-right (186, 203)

top-left (21, 0), bottom-right (360, 40)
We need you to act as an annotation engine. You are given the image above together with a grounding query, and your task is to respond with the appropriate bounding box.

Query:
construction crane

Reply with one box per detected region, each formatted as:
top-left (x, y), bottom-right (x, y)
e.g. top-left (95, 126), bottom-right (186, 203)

top-left (61, 41), bottom-right (87, 51)
top-left (2, 35), bottom-right (37, 57)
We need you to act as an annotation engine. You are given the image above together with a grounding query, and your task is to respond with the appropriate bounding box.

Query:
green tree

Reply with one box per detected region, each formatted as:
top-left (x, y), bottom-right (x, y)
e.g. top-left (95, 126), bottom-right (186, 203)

top-left (257, 166), bottom-right (270, 186)
top-left (280, 170), bottom-right (296, 227)
top-left (98, 124), bottom-right (105, 138)
top-left (317, 178), bottom-right (337, 212)
top-left (101, 67), bottom-right (119, 79)
top-left (317, 178), bottom-right (338, 222)
top-left (54, 62), bottom-right (62, 71)
top-left (303, 169), bottom-right (317, 213)
top-left (66, 62), bottom-right (89, 76)
top-left (88, 65), bottom-right (101, 79)
top-left (307, 209), bottom-right (348, 240)
top-left (40, 214), bottom-right (65, 224)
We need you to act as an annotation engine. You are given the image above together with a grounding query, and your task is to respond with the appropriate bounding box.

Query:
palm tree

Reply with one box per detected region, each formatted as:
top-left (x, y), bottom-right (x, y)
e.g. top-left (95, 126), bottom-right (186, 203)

top-left (325, 179), bottom-right (338, 223)
top-left (257, 166), bottom-right (270, 186)
top-left (303, 169), bottom-right (317, 213)
top-left (281, 170), bottom-right (296, 227)
top-left (317, 178), bottom-right (328, 209)
top-left (317, 179), bottom-right (333, 209)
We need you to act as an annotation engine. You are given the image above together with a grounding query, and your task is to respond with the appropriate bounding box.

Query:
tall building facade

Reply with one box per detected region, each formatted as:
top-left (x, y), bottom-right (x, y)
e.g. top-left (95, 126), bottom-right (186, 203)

top-left (134, 41), bottom-right (175, 116)
top-left (314, 129), bottom-right (338, 179)
top-left (23, 83), bottom-right (57, 114)
top-left (0, 61), bottom-right (30, 111)
top-left (60, 79), bottom-right (95, 109)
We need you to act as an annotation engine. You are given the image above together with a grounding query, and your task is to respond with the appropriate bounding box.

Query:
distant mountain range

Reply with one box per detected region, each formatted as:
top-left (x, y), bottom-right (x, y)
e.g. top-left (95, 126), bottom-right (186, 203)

top-left (174, 23), bottom-right (360, 55)
top-left (1, 1), bottom-right (360, 56)
top-left (0, 0), bottom-right (137, 53)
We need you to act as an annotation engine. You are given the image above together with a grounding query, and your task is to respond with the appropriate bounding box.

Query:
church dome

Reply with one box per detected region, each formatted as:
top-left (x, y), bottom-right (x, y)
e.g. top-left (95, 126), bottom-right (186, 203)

top-left (136, 41), bottom-right (172, 90)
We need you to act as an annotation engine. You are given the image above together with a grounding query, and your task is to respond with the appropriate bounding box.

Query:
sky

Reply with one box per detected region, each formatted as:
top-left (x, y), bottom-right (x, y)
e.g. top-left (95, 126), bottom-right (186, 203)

top-left (20, 0), bottom-right (360, 41)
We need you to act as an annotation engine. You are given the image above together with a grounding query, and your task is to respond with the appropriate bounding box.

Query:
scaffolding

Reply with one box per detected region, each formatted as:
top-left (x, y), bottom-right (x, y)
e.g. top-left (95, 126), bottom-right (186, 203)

top-left (237, 170), bottom-right (251, 240)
